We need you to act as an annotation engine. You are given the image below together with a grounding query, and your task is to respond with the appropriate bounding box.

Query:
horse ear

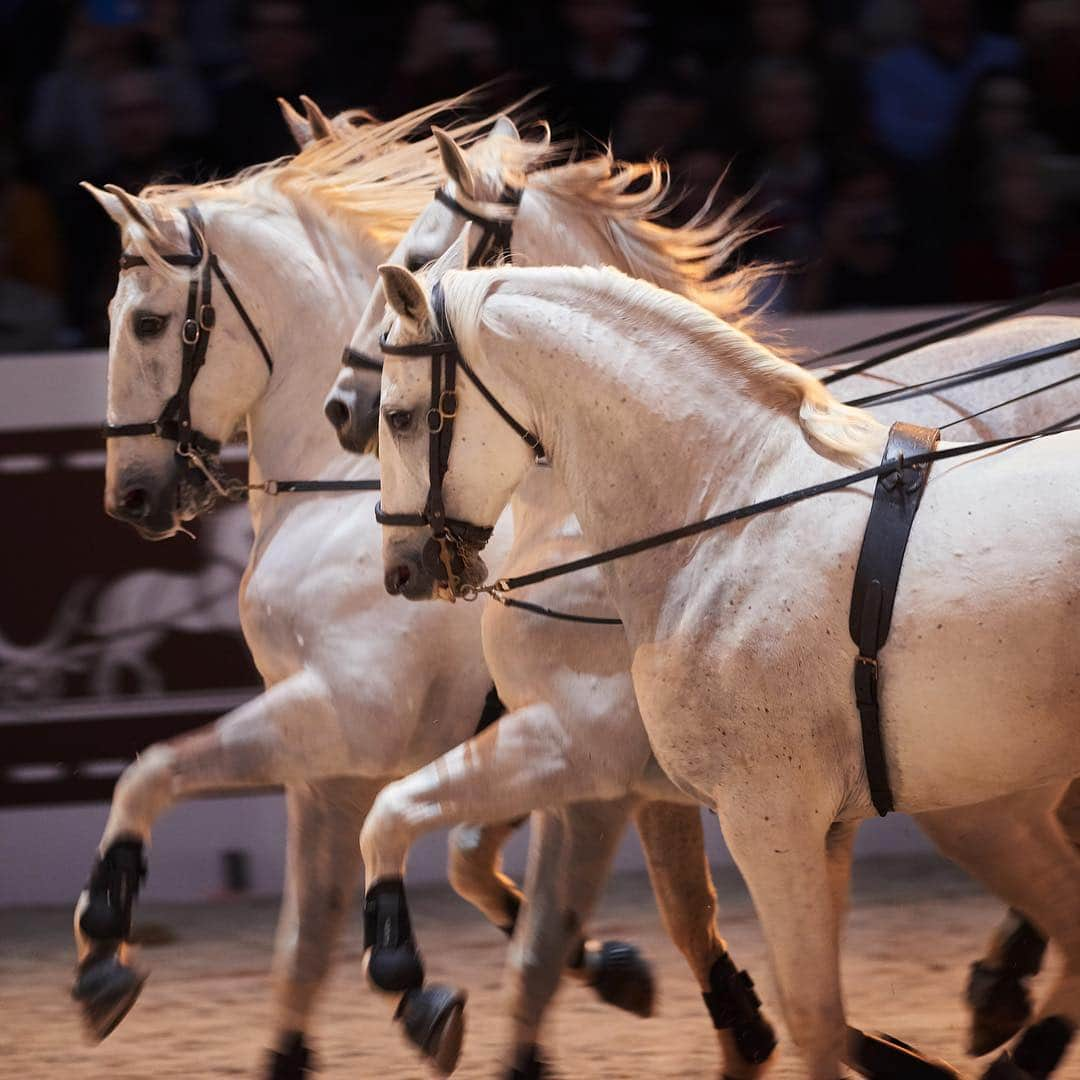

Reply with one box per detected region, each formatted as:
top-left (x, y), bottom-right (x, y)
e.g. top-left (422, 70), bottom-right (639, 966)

top-left (432, 126), bottom-right (476, 199)
top-left (300, 95), bottom-right (334, 142)
top-left (80, 181), bottom-right (132, 228)
top-left (491, 115), bottom-right (520, 142)
top-left (378, 264), bottom-right (433, 327)
top-left (278, 97), bottom-right (313, 148)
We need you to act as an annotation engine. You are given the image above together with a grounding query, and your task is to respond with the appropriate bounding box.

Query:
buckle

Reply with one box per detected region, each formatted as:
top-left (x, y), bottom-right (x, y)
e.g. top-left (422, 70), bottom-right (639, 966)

top-left (182, 318), bottom-right (200, 345)
top-left (199, 304), bottom-right (216, 331)
top-left (426, 389), bottom-right (458, 433)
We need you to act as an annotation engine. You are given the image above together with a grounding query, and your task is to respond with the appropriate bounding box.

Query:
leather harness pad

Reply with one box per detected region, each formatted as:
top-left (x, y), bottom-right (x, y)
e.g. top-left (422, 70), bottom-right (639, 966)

top-left (848, 421), bottom-right (939, 815)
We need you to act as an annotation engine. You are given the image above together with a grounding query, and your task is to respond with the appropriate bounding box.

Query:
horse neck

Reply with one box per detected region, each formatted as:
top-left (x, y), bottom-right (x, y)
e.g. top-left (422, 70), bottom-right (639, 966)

top-left (205, 199), bottom-right (383, 512)
top-left (471, 281), bottom-right (833, 614)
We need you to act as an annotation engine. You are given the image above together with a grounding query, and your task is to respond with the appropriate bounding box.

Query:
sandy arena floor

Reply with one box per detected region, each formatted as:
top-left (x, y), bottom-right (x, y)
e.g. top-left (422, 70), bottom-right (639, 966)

top-left (1, 854), bottom-right (1076, 1079)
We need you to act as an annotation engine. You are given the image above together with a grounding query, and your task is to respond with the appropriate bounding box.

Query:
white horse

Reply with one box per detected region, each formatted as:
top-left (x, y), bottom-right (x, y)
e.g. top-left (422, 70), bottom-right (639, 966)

top-left (69, 101), bottom-right (576, 1079)
top-left (336, 121), bottom-right (1080, 1071)
top-left (372, 256), bottom-right (1080, 1080)
top-left (329, 119), bottom-right (802, 1080)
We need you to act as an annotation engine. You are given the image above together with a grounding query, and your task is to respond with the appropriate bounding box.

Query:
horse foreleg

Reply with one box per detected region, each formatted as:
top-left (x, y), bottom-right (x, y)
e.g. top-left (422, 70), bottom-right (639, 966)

top-left (358, 701), bottom-right (644, 1073)
top-left (916, 784), bottom-right (1080, 1080)
top-left (266, 777), bottom-right (380, 1080)
top-left (73, 670), bottom-right (341, 1041)
top-left (504, 797), bottom-right (641, 1079)
top-left (636, 800), bottom-right (777, 1079)
top-left (714, 788), bottom-right (849, 1080)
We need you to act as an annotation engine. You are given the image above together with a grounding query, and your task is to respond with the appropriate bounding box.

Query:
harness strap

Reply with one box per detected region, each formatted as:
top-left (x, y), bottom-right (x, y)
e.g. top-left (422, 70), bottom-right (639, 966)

top-left (485, 425), bottom-right (1079, 596)
top-left (848, 422), bottom-right (939, 815)
top-left (820, 281), bottom-right (1080, 384)
top-left (844, 335), bottom-right (1080, 410)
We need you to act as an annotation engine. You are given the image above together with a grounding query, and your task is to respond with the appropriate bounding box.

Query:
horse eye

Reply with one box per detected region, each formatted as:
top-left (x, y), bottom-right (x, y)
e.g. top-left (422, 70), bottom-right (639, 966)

top-left (385, 409), bottom-right (413, 433)
top-left (134, 313), bottom-right (167, 338)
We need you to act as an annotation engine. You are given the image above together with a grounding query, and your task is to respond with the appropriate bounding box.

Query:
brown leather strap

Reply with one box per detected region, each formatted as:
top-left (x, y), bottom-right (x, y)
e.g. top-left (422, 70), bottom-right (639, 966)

top-left (849, 421), bottom-right (939, 815)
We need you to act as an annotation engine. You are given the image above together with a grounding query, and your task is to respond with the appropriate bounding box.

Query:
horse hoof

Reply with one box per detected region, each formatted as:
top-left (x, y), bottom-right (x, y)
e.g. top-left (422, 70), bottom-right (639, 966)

top-left (367, 943), bottom-right (425, 993)
top-left (590, 940), bottom-right (655, 1018)
top-left (966, 962), bottom-right (1033, 1057)
top-left (733, 1012), bottom-right (778, 1068)
top-left (397, 983), bottom-right (467, 1076)
top-left (71, 953), bottom-right (147, 1041)
top-left (265, 1032), bottom-right (315, 1079)
top-left (506, 1042), bottom-right (548, 1079)
top-left (846, 1026), bottom-right (963, 1079)
top-left (982, 1052), bottom-right (1031, 1080)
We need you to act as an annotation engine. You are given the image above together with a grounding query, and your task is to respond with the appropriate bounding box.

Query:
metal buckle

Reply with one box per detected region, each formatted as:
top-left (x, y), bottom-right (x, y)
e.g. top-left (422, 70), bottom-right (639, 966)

top-left (182, 318), bottom-right (200, 345)
top-left (199, 304), bottom-right (216, 331)
top-left (426, 389), bottom-right (459, 433)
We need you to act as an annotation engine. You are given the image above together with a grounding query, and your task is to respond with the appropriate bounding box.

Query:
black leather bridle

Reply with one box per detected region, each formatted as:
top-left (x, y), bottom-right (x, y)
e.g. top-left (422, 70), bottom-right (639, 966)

top-left (340, 184), bottom-right (521, 375)
top-left (103, 205), bottom-right (273, 498)
top-left (375, 279), bottom-right (544, 595)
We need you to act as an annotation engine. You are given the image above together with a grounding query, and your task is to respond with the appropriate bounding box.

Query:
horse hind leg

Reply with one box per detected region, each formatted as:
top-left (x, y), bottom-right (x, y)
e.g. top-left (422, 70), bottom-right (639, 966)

top-left (264, 778), bottom-right (377, 1079)
top-left (965, 778), bottom-right (1080, 1056)
top-left (636, 800), bottom-right (777, 1079)
top-left (916, 783), bottom-right (1080, 1080)
top-left (448, 820), bottom-right (526, 934)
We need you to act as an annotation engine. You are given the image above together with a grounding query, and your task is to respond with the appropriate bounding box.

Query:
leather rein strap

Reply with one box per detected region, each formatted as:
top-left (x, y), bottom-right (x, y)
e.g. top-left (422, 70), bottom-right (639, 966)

top-left (848, 422), bottom-right (939, 815)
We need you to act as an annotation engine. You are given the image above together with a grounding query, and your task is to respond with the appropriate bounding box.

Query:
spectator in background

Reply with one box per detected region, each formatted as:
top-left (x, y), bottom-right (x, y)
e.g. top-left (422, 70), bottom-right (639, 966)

top-left (28, 0), bottom-right (210, 188)
top-left (950, 136), bottom-right (1080, 300)
top-left (543, 0), bottom-right (655, 139)
top-left (383, 3), bottom-right (504, 115)
top-left (800, 151), bottom-right (921, 310)
top-left (211, 0), bottom-right (329, 172)
top-left (739, 57), bottom-right (828, 309)
top-left (0, 98), bottom-right (65, 351)
top-left (1019, 0), bottom-right (1080, 154)
top-left (866, 0), bottom-right (1022, 167)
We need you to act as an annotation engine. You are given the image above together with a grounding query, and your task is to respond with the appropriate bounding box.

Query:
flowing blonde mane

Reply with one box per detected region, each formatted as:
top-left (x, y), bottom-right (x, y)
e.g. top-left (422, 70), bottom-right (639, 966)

top-left (125, 96), bottom-right (498, 274)
top-left (450, 132), bottom-right (774, 333)
top-left (445, 264), bottom-right (884, 467)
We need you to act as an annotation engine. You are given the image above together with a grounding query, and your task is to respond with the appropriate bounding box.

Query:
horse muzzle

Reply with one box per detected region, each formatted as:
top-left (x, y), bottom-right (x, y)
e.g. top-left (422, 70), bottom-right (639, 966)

top-left (325, 384), bottom-right (380, 456)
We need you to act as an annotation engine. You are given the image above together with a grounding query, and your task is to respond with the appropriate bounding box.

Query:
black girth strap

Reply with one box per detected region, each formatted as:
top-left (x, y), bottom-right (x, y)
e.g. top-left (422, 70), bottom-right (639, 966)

top-left (849, 421), bottom-right (939, 815)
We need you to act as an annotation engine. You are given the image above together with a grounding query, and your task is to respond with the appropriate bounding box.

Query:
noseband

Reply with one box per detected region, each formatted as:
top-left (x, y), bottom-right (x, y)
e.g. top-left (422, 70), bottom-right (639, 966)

top-left (376, 280), bottom-right (544, 596)
top-left (340, 183), bottom-right (521, 374)
top-left (104, 205), bottom-right (273, 498)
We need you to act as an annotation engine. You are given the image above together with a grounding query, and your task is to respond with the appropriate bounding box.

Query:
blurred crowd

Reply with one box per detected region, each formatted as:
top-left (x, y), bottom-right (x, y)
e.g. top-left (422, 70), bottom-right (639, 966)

top-left (3, 0), bottom-right (1080, 350)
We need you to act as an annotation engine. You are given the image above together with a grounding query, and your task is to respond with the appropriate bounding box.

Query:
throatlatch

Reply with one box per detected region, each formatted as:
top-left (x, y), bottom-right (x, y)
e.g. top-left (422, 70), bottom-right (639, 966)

top-left (849, 422), bottom-right (939, 815)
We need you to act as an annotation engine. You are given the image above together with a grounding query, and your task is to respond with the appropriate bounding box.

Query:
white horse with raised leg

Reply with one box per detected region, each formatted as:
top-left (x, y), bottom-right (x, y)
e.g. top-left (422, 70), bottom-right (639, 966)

top-left (71, 101), bottom-right (650, 1079)
top-left (372, 255), bottom-right (1080, 1080)
top-left (338, 120), bottom-right (1080, 1074)
top-left (330, 119), bottom-right (783, 1080)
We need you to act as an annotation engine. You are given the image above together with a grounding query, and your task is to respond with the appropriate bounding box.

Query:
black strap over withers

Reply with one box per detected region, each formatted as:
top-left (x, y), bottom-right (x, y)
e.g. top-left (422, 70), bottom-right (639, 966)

top-left (849, 421), bottom-right (939, 815)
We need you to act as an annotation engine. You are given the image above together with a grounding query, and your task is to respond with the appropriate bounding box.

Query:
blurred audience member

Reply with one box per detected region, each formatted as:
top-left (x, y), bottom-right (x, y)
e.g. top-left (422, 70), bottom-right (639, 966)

top-left (950, 137), bottom-right (1080, 300)
top-left (544, 0), bottom-right (655, 138)
top-left (740, 58), bottom-right (828, 307)
top-left (866, 0), bottom-right (1022, 166)
top-left (1019, 0), bottom-right (1080, 154)
top-left (384, 3), bottom-right (503, 114)
top-left (212, 0), bottom-right (327, 171)
top-left (800, 152), bottom-right (920, 310)
top-left (0, 111), bottom-right (65, 351)
top-left (28, 0), bottom-right (209, 187)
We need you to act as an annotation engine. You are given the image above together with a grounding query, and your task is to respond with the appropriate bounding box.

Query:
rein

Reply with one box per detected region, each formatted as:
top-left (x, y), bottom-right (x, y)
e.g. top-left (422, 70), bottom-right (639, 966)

top-left (818, 281), bottom-right (1080, 383)
top-left (465, 425), bottom-right (1080, 601)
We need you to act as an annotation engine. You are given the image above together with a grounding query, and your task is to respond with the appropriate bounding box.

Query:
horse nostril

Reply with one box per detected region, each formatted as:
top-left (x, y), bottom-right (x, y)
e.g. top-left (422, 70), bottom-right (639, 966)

top-left (385, 564), bottom-right (411, 595)
top-left (121, 487), bottom-right (150, 519)
top-left (324, 397), bottom-right (351, 432)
